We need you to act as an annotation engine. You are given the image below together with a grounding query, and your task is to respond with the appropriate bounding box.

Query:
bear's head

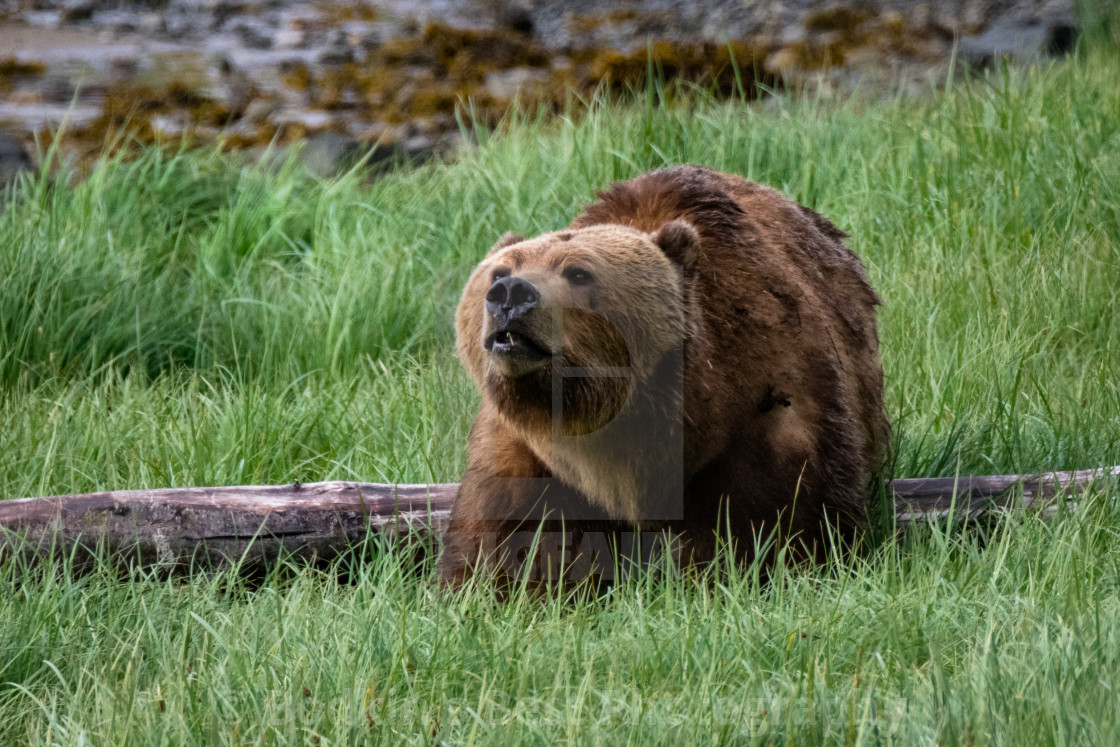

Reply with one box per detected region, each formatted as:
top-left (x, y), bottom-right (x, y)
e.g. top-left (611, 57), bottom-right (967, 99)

top-left (456, 221), bottom-right (701, 437)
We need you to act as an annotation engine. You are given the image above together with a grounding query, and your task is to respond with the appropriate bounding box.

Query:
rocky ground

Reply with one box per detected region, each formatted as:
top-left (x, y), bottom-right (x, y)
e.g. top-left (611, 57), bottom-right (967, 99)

top-left (0, 0), bottom-right (1080, 183)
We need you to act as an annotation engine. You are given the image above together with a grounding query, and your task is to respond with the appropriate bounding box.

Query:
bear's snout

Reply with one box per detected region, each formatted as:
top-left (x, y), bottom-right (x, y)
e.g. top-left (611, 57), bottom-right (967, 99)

top-left (482, 275), bottom-right (553, 375)
top-left (485, 276), bottom-right (540, 321)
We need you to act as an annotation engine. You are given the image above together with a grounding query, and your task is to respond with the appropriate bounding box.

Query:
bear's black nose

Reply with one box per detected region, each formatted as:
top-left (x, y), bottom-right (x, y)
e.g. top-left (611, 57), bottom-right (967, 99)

top-left (485, 276), bottom-right (540, 318)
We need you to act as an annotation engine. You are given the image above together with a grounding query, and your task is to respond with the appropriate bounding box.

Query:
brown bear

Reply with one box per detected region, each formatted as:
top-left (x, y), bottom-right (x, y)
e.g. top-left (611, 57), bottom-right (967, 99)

top-left (439, 165), bottom-right (889, 588)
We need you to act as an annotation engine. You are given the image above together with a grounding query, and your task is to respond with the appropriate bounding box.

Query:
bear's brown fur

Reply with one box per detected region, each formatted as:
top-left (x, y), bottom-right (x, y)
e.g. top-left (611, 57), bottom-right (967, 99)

top-left (440, 165), bottom-right (889, 587)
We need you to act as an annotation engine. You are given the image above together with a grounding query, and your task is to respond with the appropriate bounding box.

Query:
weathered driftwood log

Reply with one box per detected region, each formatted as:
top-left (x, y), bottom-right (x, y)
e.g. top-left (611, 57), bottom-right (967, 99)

top-left (0, 482), bottom-right (457, 571)
top-left (0, 466), bottom-right (1117, 571)
top-left (889, 465), bottom-right (1120, 520)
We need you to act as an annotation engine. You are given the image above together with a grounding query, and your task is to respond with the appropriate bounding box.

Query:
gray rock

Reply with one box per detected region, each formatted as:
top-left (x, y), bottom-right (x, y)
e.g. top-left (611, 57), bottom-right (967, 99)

top-left (780, 25), bottom-right (807, 45)
top-left (317, 30), bottom-right (354, 65)
top-left (272, 109), bottom-right (335, 129)
top-left (492, 3), bottom-right (534, 37)
top-left (38, 76), bottom-right (76, 104)
top-left (274, 28), bottom-right (307, 49)
top-left (138, 12), bottom-right (164, 35)
top-left (482, 67), bottom-right (550, 101)
top-left (92, 9), bottom-right (139, 33)
top-left (209, 0), bottom-right (244, 32)
top-left (232, 19), bottom-right (275, 50)
top-left (0, 132), bottom-right (34, 197)
top-left (241, 97), bottom-right (281, 123)
top-left (317, 45), bottom-right (354, 66)
top-left (344, 24), bottom-right (382, 52)
top-left (58, 0), bottom-right (95, 24)
top-left (24, 10), bottom-right (59, 27)
top-left (960, 16), bottom-right (1078, 69)
top-left (109, 57), bottom-right (140, 82)
top-left (297, 132), bottom-right (358, 176)
top-left (376, 139), bottom-right (437, 169)
top-left (287, 132), bottom-right (438, 177)
top-left (163, 11), bottom-right (193, 37)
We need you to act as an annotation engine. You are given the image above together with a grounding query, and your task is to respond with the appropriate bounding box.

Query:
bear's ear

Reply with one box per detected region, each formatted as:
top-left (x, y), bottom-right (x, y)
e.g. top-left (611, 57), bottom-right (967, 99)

top-left (653, 220), bottom-right (701, 276)
top-left (486, 232), bottom-right (524, 255)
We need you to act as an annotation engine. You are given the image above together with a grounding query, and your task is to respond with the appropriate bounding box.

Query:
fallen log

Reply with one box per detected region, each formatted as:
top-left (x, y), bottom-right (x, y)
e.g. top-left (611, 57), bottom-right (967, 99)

top-left (0, 466), bottom-right (1117, 571)
top-left (0, 482), bottom-right (457, 571)
top-left (889, 465), bottom-right (1120, 520)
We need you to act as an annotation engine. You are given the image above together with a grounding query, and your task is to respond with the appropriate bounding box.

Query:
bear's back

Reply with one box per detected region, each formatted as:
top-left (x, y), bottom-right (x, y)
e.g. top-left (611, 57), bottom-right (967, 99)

top-left (571, 165), bottom-right (889, 544)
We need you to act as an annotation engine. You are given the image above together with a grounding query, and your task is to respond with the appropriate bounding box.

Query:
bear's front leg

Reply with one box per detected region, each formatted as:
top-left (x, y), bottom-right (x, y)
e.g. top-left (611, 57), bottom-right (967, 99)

top-left (438, 409), bottom-right (630, 591)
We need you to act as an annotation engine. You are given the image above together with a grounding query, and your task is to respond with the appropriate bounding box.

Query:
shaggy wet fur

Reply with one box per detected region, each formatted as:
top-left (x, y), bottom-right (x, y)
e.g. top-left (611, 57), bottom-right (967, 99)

top-left (440, 165), bottom-right (889, 589)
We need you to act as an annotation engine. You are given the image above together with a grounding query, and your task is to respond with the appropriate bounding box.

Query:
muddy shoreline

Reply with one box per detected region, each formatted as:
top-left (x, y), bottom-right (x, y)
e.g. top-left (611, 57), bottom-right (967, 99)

top-left (0, 0), bottom-right (1078, 178)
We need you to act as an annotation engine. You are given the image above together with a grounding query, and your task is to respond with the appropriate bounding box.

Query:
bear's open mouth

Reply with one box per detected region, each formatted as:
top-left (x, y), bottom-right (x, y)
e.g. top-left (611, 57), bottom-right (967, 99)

top-left (485, 328), bottom-right (551, 358)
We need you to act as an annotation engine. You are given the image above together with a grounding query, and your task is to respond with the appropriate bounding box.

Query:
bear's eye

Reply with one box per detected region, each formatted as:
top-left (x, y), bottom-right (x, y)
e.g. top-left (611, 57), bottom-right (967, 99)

top-left (491, 268), bottom-right (510, 282)
top-left (563, 267), bottom-right (594, 286)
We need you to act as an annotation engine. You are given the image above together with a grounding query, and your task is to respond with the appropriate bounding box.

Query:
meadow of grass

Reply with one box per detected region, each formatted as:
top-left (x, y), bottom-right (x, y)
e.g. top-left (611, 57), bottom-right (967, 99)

top-left (1, 28), bottom-right (1119, 744)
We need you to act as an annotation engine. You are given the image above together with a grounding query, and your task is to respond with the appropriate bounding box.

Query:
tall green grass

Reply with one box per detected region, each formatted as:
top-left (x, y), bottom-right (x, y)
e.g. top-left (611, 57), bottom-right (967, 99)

top-left (0, 35), bottom-right (1118, 744)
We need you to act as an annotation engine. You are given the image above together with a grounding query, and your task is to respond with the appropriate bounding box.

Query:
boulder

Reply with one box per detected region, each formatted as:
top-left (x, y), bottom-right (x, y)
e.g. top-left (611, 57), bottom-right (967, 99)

top-left (0, 132), bottom-right (34, 198)
top-left (58, 0), bottom-right (95, 24)
top-left (960, 16), bottom-right (1078, 69)
top-left (482, 67), bottom-right (550, 102)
